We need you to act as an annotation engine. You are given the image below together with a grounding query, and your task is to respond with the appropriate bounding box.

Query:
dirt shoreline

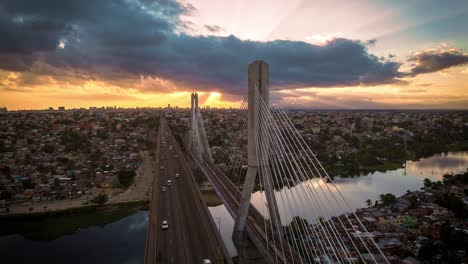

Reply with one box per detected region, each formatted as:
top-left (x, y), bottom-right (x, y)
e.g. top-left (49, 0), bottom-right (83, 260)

top-left (1, 150), bottom-right (156, 217)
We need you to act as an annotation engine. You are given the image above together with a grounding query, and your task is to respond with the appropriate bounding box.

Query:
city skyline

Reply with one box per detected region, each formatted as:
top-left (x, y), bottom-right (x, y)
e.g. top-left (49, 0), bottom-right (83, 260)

top-left (1, 0), bottom-right (468, 110)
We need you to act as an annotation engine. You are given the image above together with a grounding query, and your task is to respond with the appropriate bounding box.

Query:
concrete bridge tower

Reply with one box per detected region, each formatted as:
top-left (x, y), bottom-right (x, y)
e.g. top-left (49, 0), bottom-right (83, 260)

top-left (233, 60), bottom-right (283, 263)
top-left (190, 92), bottom-right (213, 162)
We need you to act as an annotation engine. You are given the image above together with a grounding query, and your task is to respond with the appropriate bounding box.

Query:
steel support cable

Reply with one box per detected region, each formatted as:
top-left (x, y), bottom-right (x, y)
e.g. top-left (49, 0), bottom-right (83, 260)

top-left (232, 106), bottom-right (249, 187)
top-left (217, 104), bottom-right (248, 182)
top-left (256, 95), bottom-right (352, 264)
top-left (230, 108), bottom-right (248, 188)
top-left (213, 99), bottom-right (247, 165)
top-left (254, 93), bottom-right (342, 263)
top-left (254, 96), bottom-right (283, 263)
top-left (272, 108), bottom-right (370, 263)
top-left (253, 90), bottom-right (321, 264)
top-left (275, 108), bottom-right (388, 263)
top-left (254, 90), bottom-right (336, 263)
top-left (252, 151), bottom-right (271, 262)
top-left (251, 90), bottom-right (273, 261)
top-left (272, 108), bottom-right (362, 258)
top-left (225, 119), bottom-right (248, 183)
top-left (214, 100), bottom-right (247, 167)
top-left (253, 91), bottom-right (309, 264)
top-left (268, 133), bottom-right (347, 264)
top-left (271, 109), bottom-right (355, 263)
top-left (274, 108), bottom-right (384, 262)
top-left (254, 89), bottom-right (320, 264)
top-left (269, 141), bottom-right (319, 264)
top-left (271, 109), bottom-right (356, 262)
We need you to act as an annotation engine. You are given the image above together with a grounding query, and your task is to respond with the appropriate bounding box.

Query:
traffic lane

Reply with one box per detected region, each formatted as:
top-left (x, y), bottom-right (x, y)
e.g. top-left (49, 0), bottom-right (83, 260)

top-left (167, 151), bottom-right (190, 264)
top-left (176, 163), bottom-right (218, 262)
top-left (156, 133), bottom-right (180, 264)
top-left (156, 138), bottom-right (191, 264)
top-left (166, 132), bottom-right (219, 263)
top-left (156, 150), bottom-right (169, 262)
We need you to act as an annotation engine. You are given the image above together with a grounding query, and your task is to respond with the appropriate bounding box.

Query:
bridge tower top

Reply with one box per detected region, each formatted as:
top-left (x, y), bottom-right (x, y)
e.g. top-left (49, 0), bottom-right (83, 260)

top-left (191, 92), bottom-right (199, 109)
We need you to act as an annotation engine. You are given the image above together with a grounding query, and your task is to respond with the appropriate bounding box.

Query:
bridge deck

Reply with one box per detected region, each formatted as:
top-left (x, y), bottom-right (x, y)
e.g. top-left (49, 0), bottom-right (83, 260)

top-left (145, 120), bottom-right (229, 264)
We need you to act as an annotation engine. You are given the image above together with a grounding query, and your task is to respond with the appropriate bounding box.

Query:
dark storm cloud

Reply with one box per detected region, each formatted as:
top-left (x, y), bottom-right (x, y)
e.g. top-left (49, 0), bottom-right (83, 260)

top-left (204, 24), bottom-right (224, 33)
top-left (408, 48), bottom-right (468, 75)
top-left (0, 0), bottom-right (405, 95)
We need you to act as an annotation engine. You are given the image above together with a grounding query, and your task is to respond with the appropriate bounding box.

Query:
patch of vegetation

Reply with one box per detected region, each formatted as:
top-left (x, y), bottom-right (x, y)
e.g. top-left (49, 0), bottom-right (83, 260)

top-left (379, 193), bottom-right (397, 206)
top-left (192, 168), bottom-right (206, 185)
top-left (91, 193), bottom-right (108, 205)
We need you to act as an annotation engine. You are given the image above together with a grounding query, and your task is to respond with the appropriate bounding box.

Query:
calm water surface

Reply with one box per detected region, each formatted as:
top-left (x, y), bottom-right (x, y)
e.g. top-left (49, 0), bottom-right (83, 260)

top-left (0, 211), bottom-right (149, 264)
top-left (209, 151), bottom-right (468, 257)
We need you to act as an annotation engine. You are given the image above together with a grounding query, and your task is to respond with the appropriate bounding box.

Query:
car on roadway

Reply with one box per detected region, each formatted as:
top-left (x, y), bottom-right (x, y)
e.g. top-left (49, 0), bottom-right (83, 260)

top-left (167, 179), bottom-right (172, 186)
top-left (175, 173), bottom-right (179, 178)
top-left (202, 260), bottom-right (211, 264)
top-left (161, 220), bottom-right (168, 230)
top-left (162, 187), bottom-right (167, 192)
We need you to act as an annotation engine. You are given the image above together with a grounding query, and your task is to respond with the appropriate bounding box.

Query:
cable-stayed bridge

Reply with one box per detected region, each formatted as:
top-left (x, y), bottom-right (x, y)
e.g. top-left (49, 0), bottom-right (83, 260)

top-left (187, 60), bottom-right (390, 264)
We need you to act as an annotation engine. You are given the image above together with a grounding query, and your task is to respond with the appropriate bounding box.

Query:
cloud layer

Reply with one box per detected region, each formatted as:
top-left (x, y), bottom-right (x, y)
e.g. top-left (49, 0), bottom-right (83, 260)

top-left (0, 0), bottom-right (407, 95)
top-left (0, 0), bottom-right (467, 98)
top-left (408, 47), bottom-right (468, 75)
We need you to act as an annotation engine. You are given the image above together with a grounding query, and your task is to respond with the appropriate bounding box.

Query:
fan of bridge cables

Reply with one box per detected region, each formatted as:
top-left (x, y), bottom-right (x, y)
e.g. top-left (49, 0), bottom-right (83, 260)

top-left (210, 88), bottom-right (390, 264)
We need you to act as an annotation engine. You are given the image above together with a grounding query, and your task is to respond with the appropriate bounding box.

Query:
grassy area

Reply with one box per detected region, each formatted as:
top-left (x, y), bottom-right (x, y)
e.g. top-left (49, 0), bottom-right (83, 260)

top-left (446, 141), bottom-right (468, 152)
top-left (0, 201), bottom-right (149, 241)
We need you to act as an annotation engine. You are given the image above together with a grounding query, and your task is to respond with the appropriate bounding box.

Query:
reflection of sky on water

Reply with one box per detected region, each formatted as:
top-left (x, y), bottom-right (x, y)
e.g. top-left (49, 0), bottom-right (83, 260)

top-left (252, 152), bottom-right (468, 222)
top-left (0, 211), bottom-right (149, 264)
top-left (171, 152), bottom-right (467, 259)
top-left (406, 152), bottom-right (468, 180)
top-left (210, 152), bottom-right (468, 257)
top-left (262, 151), bottom-right (468, 222)
top-left (208, 205), bottom-right (237, 257)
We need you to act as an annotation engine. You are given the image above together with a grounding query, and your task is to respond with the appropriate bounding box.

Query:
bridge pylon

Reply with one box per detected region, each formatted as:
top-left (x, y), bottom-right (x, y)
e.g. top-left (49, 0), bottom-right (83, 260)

top-left (190, 92), bottom-right (213, 162)
top-left (233, 60), bottom-right (283, 263)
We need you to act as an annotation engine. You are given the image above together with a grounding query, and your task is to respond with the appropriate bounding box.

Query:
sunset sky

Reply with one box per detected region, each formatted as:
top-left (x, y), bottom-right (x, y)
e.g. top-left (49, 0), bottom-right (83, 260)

top-left (1, 0), bottom-right (468, 110)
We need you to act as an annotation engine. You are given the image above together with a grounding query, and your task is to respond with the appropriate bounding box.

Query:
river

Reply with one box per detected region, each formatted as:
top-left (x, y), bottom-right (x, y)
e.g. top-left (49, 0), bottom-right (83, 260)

top-left (1, 152), bottom-right (467, 262)
top-left (209, 151), bottom-right (468, 257)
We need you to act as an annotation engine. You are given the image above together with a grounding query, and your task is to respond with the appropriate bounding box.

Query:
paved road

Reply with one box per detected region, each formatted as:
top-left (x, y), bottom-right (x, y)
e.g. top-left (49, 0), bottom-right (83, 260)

top-left (145, 119), bottom-right (227, 264)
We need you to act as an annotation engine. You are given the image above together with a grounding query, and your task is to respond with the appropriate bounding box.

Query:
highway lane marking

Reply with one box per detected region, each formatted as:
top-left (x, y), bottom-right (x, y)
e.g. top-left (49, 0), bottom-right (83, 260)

top-left (169, 127), bottom-right (222, 263)
top-left (166, 140), bottom-right (190, 263)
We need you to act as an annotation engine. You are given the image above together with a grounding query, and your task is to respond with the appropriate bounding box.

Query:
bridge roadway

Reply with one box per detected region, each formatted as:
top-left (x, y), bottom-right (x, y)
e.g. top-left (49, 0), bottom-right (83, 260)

top-left (192, 157), bottom-right (303, 264)
top-left (144, 119), bottom-right (228, 264)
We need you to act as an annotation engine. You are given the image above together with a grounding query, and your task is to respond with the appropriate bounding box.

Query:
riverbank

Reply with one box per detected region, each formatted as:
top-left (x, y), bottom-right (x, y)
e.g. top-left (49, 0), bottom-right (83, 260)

top-left (1, 150), bottom-right (156, 217)
top-left (0, 200), bottom-right (149, 240)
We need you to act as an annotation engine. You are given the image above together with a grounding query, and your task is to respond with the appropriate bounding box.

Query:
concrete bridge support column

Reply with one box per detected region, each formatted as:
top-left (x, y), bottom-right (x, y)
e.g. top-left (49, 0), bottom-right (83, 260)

top-left (233, 60), bottom-right (283, 263)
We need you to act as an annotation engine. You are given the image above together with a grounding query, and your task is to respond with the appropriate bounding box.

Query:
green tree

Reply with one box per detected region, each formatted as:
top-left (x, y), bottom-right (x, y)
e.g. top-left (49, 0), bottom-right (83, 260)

top-left (423, 178), bottom-right (432, 188)
top-left (365, 199), bottom-right (372, 207)
top-left (91, 194), bottom-right (108, 205)
top-left (379, 193), bottom-right (397, 206)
